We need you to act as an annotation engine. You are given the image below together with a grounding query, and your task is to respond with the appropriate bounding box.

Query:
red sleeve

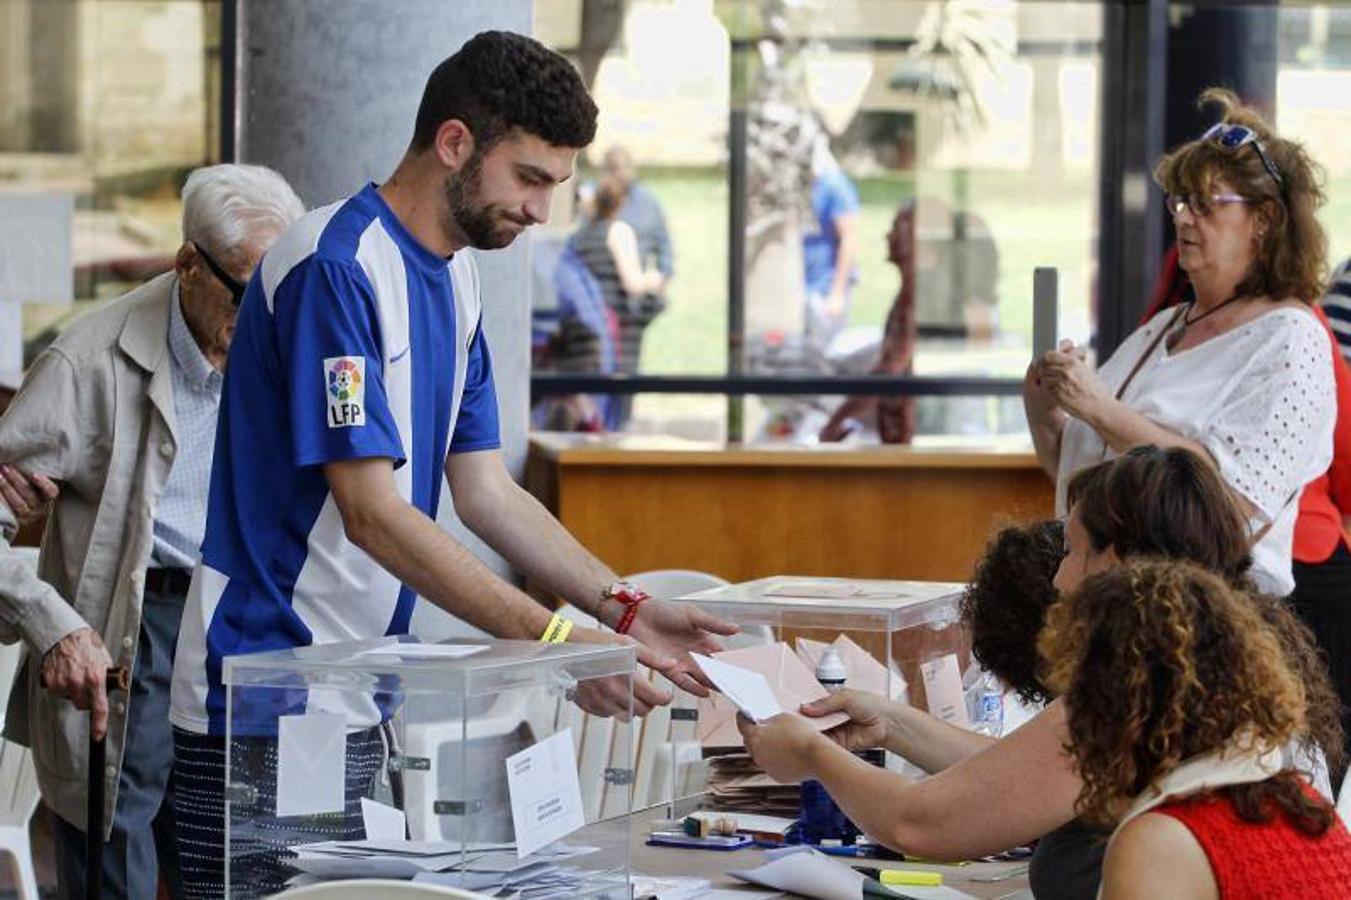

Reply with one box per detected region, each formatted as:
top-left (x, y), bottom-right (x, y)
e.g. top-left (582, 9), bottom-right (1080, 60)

top-left (1315, 305), bottom-right (1351, 517)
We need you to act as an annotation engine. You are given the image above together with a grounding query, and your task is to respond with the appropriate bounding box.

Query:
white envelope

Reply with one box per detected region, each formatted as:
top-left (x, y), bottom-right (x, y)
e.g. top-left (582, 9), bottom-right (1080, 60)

top-left (276, 713), bottom-right (346, 817)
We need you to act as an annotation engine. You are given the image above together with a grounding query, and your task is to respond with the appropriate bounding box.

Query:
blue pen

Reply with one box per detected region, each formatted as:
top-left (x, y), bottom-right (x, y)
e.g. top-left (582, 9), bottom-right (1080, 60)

top-left (814, 844), bottom-right (864, 857)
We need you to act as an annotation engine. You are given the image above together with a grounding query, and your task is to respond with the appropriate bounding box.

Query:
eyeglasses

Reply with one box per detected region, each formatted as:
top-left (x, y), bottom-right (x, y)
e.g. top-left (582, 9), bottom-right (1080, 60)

top-left (1201, 122), bottom-right (1285, 190)
top-left (195, 243), bottom-right (247, 307)
top-left (1165, 192), bottom-right (1252, 218)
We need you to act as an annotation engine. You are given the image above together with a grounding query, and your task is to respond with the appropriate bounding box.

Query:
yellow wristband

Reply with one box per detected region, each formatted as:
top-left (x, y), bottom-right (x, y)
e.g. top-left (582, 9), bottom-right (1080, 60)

top-left (540, 613), bottom-right (573, 644)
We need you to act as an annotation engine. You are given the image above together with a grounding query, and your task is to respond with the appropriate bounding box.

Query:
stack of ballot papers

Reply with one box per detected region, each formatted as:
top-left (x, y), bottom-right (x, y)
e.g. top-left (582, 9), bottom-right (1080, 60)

top-left (703, 751), bottom-right (802, 817)
top-left (283, 838), bottom-right (599, 895)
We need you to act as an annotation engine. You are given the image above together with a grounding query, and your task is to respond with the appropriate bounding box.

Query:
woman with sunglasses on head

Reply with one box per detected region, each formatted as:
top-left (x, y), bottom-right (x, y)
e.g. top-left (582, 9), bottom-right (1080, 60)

top-left (1024, 87), bottom-right (1333, 603)
top-left (1039, 559), bottom-right (1351, 899)
top-left (739, 446), bottom-right (1343, 899)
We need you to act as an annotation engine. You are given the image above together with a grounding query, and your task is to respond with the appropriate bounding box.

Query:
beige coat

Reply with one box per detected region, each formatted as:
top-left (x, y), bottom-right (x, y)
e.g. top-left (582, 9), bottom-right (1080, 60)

top-left (0, 272), bottom-right (179, 836)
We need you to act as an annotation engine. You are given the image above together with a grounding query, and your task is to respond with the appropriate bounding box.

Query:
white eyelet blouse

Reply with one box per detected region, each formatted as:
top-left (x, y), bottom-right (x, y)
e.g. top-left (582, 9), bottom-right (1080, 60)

top-left (1057, 306), bottom-right (1335, 597)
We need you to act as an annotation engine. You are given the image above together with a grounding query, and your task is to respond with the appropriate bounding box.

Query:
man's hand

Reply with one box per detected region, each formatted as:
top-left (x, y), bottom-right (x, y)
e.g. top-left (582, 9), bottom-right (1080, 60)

top-left (820, 396), bottom-right (877, 443)
top-left (800, 688), bottom-right (890, 751)
top-left (0, 464), bottom-right (59, 525)
top-left (41, 627), bottom-right (113, 740)
top-left (625, 599), bottom-right (738, 697)
top-left (737, 712), bottom-right (826, 783)
top-left (568, 625), bottom-right (676, 720)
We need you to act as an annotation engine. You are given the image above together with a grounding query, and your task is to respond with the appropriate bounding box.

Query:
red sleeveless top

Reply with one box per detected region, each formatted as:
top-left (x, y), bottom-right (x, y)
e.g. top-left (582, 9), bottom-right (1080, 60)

top-left (1154, 787), bottom-right (1351, 898)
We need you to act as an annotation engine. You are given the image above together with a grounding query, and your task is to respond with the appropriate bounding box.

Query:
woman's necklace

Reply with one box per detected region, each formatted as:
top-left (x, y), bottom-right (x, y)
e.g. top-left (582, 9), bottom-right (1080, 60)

top-left (1165, 292), bottom-right (1246, 352)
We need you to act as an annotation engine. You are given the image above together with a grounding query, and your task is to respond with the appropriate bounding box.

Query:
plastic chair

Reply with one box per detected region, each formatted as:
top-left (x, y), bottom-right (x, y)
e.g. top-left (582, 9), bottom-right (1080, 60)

top-left (0, 639), bottom-right (39, 900)
top-left (624, 569), bottom-right (729, 601)
top-left (274, 879), bottom-right (493, 898)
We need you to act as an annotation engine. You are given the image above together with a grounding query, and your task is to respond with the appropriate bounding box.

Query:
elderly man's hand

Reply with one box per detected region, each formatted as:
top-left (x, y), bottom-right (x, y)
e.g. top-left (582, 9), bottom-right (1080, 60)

top-left (0, 464), bottom-right (59, 525)
top-left (41, 627), bottom-right (113, 740)
top-left (625, 599), bottom-right (738, 698)
top-left (737, 712), bottom-right (828, 784)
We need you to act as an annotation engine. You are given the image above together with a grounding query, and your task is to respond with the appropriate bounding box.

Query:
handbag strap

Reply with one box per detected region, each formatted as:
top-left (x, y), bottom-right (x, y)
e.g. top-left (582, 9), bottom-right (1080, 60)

top-left (1114, 304), bottom-right (1188, 401)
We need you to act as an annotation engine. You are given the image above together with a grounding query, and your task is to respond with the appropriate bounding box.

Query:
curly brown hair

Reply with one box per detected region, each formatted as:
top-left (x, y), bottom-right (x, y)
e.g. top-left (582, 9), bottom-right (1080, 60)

top-left (1152, 87), bottom-right (1328, 303)
top-left (960, 521), bottom-right (1064, 705)
top-left (1040, 560), bottom-right (1336, 835)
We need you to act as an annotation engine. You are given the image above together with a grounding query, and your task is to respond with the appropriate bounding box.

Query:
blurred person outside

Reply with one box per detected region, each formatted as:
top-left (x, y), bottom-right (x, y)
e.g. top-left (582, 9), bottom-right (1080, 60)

top-left (530, 234), bottom-right (618, 432)
top-left (0, 163), bottom-right (304, 899)
top-left (602, 145), bottom-right (673, 394)
top-left (802, 132), bottom-right (860, 352)
top-left (568, 172), bottom-right (667, 427)
top-left (164, 33), bottom-right (733, 897)
top-left (1040, 560), bottom-right (1351, 898)
top-left (1026, 88), bottom-right (1335, 599)
top-left (820, 201), bottom-right (918, 443)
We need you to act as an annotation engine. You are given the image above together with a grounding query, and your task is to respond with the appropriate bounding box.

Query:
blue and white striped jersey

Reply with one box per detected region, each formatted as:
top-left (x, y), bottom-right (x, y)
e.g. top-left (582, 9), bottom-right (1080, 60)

top-left (170, 184), bottom-right (501, 735)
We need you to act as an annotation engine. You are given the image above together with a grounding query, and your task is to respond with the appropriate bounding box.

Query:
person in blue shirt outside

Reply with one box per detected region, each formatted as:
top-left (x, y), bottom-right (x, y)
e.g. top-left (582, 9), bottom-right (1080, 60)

top-left (802, 133), bottom-right (861, 352)
top-left (166, 31), bottom-right (735, 897)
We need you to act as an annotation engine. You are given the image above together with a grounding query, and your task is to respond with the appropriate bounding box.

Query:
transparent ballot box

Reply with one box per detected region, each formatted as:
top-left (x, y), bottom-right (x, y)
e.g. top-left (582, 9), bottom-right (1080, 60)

top-left (668, 576), bottom-right (971, 813)
top-left (222, 637), bottom-right (635, 898)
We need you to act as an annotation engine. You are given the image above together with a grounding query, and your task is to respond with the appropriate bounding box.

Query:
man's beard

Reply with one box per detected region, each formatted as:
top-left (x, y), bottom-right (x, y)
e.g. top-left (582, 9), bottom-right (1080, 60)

top-left (442, 154), bottom-right (519, 250)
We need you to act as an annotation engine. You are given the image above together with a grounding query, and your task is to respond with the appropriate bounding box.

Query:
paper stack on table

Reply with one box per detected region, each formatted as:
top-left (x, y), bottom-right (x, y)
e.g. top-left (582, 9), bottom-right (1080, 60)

top-left (702, 751), bottom-right (802, 817)
top-left (285, 838), bottom-right (598, 893)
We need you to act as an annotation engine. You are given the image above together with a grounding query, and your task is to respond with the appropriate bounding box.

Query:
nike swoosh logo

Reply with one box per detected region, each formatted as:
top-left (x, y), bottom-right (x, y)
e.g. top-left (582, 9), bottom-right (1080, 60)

top-left (388, 345), bottom-right (411, 364)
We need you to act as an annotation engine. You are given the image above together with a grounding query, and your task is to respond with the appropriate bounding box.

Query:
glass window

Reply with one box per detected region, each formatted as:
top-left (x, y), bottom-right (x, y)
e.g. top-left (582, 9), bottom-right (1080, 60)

top-left (533, 0), bottom-right (1103, 443)
top-left (0, 0), bottom-right (221, 373)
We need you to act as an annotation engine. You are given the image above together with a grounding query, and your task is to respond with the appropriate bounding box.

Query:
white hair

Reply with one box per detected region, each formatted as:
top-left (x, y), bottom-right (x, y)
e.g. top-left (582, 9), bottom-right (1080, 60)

top-left (180, 163), bottom-right (304, 261)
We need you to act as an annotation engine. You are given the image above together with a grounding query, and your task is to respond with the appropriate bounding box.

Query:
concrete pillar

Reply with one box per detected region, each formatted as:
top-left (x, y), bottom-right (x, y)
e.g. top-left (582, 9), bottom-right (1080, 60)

top-left (234, 1), bottom-right (536, 635)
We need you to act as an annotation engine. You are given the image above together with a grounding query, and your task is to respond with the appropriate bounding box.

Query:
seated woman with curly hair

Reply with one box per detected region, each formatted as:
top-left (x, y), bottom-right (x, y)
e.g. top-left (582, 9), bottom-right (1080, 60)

top-left (1040, 559), bottom-right (1351, 898)
top-left (741, 446), bottom-right (1342, 899)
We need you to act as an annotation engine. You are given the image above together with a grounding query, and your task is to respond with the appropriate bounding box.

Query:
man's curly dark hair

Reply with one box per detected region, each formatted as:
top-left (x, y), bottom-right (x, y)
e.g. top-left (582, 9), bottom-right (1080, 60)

top-left (960, 521), bottom-right (1064, 705)
top-left (412, 30), bottom-right (598, 154)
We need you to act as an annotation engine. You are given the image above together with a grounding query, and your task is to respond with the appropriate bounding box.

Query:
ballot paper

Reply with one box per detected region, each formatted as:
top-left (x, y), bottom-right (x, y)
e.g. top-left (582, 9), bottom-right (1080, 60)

top-left (357, 642), bottom-right (489, 659)
top-left (691, 653), bottom-right (782, 721)
top-left (696, 644), bottom-right (851, 747)
top-left (505, 728), bottom-right (586, 858)
top-left (276, 712), bottom-right (346, 817)
top-left (731, 845), bottom-right (866, 900)
top-left (360, 797), bottom-right (406, 841)
top-left (921, 654), bottom-right (970, 728)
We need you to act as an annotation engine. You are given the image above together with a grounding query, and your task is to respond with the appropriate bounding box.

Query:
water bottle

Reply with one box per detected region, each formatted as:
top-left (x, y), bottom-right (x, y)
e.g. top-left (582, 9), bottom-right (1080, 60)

top-left (815, 646), bottom-right (847, 693)
top-left (801, 646), bottom-right (860, 844)
top-left (968, 670), bottom-right (1005, 738)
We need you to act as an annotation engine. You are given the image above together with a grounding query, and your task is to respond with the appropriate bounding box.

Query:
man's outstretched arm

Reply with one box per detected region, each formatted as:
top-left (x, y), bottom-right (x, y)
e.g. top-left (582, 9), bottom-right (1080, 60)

top-left (324, 455), bottom-right (682, 716)
top-left (445, 449), bottom-right (737, 697)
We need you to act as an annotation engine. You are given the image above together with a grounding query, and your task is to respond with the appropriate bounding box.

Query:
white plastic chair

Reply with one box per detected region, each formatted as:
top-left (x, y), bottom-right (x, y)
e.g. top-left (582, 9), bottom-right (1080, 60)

top-left (0, 638), bottom-right (39, 900)
top-left (274, 879), bottom-right (493, 898)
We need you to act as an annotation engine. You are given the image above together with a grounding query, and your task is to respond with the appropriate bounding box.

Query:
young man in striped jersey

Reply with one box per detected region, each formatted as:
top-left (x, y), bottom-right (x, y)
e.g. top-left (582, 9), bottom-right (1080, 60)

top-left (168, 31), bottom-right (734, 896)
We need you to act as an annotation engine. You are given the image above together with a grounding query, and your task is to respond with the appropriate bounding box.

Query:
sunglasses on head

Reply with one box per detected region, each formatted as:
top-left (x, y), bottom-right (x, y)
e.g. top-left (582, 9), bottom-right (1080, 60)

top-left (195, 243), bottom-right (246, 307)
top-left (1201, 122), bottom-right (1285, 191)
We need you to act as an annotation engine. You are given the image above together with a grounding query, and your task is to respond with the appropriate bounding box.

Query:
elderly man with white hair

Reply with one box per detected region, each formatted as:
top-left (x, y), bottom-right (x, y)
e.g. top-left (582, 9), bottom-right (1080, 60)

top-left (0, 163), bottom-right (304, 899)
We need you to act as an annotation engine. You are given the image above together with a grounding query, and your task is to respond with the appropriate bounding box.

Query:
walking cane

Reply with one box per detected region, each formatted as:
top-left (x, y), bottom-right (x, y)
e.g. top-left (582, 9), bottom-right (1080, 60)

top-left (86, 666), bottom-right (130, 900)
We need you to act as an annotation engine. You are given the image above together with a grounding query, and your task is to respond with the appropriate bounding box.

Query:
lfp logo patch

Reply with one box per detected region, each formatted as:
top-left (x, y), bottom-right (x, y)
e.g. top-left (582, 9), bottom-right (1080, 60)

top-left (325, 356), bottom-right (365, 428)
